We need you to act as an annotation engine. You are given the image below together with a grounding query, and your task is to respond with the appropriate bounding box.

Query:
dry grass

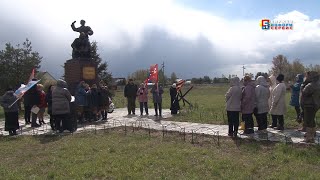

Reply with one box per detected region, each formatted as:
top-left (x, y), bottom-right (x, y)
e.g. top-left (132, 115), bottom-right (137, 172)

top-left (0, 128), bottom-right (320, 179)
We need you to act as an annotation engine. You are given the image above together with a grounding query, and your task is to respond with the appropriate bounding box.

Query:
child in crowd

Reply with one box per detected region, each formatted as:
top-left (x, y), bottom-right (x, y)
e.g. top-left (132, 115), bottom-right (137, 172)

top-left (37, 84), bottom-right (47, 125)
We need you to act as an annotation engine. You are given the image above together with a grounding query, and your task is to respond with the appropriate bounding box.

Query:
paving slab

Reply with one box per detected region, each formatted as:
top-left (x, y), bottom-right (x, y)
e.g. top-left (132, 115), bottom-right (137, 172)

top-left (0, 108), bottom-right (319, 144)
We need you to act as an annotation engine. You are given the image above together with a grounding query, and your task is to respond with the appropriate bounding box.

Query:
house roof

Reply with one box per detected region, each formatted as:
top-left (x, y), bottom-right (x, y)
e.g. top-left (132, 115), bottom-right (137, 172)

top-left (36, 71), bottom-right (56, 81)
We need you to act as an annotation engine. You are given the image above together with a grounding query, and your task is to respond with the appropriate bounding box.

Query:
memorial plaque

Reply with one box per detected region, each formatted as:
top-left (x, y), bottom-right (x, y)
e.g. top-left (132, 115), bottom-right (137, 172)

top-left (82, 66), bottom-right (96, 80)
top-left (65, 58), bottom-right (98, 95)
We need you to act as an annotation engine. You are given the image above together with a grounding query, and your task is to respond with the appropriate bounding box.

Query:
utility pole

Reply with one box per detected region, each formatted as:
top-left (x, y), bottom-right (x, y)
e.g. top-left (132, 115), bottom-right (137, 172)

top-left (242, 65), bottom-right (246, 76)
top-left (161, 61), bottom-right (165, 87)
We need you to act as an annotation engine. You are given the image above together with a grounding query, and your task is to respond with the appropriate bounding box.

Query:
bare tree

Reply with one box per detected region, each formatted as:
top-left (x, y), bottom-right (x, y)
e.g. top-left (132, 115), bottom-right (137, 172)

top-left (270, 54), bottom-right (290, 81)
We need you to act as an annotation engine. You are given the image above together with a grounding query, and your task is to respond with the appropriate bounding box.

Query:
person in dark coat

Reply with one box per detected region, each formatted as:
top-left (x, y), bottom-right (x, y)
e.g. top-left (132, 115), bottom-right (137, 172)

top-left (83, 83), bottom-right (91, 121)
top-left (151, 83), bottom-right (164, 117)
top-left (87, 84), bottom-right (100, 121)
top-left (241, 76), bottom-right (256, 134)
top-left (301, 71), bottom-right (320, 142)
top-left (100, 85), bottom-right (111, 120)
top-left (45, 85), bottom-right (55, 130)
top-left (75, 81), bottom-right (87, 123)
top-left (170, 83), bottom-right (180, 115)
top-left (23, 78), bottom-right (41, 127)
top-left (124, 79), bottom-right (138, 115)
top-left (52, 79), bottom-right (72, 133)
top-left (298, 75), bottom-right (311, 132)
top-left (290, 74), bottom-right (304, 121)
top-left (1, 87), bottom-right (19, 136)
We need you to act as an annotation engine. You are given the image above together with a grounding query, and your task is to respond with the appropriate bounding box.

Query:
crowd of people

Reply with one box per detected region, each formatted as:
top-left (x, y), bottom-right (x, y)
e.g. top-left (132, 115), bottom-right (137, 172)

top-left (225, 71), bottom-right (320, 143)
top-left (124, 79), bottom-right (180, 117)
top-left (0, 79), bottom-right (113, 135)
top-left (1, 72), bottom-right (318, 143)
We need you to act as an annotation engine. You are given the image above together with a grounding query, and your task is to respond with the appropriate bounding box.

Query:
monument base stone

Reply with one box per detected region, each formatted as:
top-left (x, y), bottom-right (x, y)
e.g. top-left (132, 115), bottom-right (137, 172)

top-left (65, 58), bottom-right (98, 95)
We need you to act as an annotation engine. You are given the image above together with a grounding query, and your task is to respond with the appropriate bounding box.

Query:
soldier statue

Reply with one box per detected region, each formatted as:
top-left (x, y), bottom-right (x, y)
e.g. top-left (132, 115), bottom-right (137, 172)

top-left (71, 20), bottom-right (93, 59)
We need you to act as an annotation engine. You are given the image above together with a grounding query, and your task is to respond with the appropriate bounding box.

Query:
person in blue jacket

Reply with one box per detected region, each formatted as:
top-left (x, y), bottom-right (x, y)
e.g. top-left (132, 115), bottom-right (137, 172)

top-left (289, 74), bottom-right (304, 121)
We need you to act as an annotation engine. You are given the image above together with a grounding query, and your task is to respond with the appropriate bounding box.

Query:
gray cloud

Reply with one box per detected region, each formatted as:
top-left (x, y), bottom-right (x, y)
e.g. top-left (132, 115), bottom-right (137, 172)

top-left (1, 17), bottom-right (320, 79)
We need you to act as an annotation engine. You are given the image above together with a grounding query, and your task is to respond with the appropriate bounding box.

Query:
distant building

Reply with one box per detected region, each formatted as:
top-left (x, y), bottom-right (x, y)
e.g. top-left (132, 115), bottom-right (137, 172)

top-left (113, 78), bottom-right (126, 86)
top-left (36, 71), bottom-right (56, 82)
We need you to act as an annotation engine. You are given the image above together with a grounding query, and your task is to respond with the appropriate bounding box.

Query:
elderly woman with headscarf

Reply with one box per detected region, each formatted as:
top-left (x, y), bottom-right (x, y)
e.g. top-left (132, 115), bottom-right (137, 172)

top-left (225, 77), bottom-right (242, 137)
top-left (52, 79), bottom-right (72, 133)
top-left (1, 87), bottom-right (19, 136)
top-left (255, 76), bottom-right (270, 131)
top-left (170, 83), bottom-right (180, 115)
top-left (241, 75), bottom-right (256, 134)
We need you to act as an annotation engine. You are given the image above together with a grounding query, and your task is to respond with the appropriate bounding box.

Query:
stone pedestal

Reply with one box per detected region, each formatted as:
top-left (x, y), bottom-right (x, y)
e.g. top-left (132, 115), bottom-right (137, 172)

top-left (65, 58), bottom-right (98, 95)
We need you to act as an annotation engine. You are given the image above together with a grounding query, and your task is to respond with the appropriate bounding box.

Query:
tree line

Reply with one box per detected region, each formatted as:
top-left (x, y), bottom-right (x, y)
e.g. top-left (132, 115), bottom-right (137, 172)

top-left (1, 38), bottom-right (320, 92)
top-left (175, 54), bottom-right (320, 84)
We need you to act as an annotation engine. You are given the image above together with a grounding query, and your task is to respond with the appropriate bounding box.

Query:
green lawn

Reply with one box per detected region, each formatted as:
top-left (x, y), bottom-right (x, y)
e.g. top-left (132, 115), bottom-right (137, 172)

top-left (0, 129), bottom-right (320, 179)
top-left (113, 85), bottom-right (320, 128)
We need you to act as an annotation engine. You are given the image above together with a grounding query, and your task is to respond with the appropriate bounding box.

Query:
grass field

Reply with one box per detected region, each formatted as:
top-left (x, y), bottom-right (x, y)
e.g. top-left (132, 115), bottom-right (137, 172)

top-left (1, 85), bottom-right (320, 179)
top-left (112, 85), bottom-right (320, 128)
top-left (0, 129), bottom-right (320, 179)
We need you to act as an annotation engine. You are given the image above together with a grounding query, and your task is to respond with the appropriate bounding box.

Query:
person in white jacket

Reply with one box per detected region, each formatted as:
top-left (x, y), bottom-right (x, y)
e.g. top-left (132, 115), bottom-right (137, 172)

top-left (269, 74), bottom-right (287, 130)
top-left (225, 77), bottom-right (242, 137)
top-left (268, 75), bottom-right (277, 108)
top-left (255, 76), bottom-right (270, 131)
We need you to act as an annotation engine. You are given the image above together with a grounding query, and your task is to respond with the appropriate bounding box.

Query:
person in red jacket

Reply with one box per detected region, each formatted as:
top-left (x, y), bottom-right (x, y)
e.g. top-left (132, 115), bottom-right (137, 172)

top-left (37, 84), bottom-right (47, 125)
top-left (137, 83), bottom-right (149, 116)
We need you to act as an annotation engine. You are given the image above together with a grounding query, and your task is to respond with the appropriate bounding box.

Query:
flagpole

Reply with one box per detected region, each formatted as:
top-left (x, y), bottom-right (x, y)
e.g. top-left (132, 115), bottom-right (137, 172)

top-left (8, 96), bottom-right (22, 108)
top-left (157, 64), bottom-right (160, 95)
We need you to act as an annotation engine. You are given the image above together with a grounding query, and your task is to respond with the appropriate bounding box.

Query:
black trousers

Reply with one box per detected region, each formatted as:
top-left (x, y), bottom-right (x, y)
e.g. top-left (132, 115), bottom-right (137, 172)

top-left (294, 106), bottom-right (301, 119)
top-left (31, 112), bottom-right (38, 126)
top-left (271, 115), bottom-right (284, 128)
top-left (154, 103), bottom-right (162, 116)
top-left (140, 102), bottom-right (148, 115)
top-left (256, 112), bottom-right (268, 130)
top-left (4, 111), bottom-right (19, 131)
top-left (127, 97), bottom-right (136, 114)
top-left (54, 114), bottom-right (70, 132)
top-left (227, 111), bottom-right (239, 134)
top-left (49, 114), bottom-right (56, 130)
top-left (24, 105), bottom-right (31, 123)
top-left (304, 107), bottom-right (316, 128)
top-left (242, 113), bottom-right (254, 133)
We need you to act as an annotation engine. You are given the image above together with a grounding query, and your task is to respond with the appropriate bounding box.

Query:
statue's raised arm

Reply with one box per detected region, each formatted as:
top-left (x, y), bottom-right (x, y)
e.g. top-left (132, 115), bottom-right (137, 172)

top-left (71, 20), bottom-right (93, 38)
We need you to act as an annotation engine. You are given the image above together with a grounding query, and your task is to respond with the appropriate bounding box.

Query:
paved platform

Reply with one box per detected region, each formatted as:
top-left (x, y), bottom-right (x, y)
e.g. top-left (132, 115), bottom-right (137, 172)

top-left (0, 108), bottom-right (319, 144)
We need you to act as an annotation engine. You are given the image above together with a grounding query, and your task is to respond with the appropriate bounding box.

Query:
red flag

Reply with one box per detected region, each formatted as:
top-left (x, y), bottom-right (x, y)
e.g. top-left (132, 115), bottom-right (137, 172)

top-left (149, 64), bottom-right (158, 83)
top-left (176, 79), bottom-right (185, 92)
top-left (28, 68), bottom-right (35, 83)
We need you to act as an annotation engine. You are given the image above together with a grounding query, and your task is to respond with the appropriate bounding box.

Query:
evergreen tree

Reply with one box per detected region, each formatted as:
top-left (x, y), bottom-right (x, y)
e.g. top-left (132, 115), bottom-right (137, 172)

top-left (0, 39), bottom-right (42, 93)
top-left (90, 41), bottom-right (113, 85)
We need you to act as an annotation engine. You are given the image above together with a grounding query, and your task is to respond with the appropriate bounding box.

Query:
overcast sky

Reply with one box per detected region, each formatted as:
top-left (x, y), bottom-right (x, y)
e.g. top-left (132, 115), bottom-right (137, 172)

top-left (0, 0), bottom-right (319, 79)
